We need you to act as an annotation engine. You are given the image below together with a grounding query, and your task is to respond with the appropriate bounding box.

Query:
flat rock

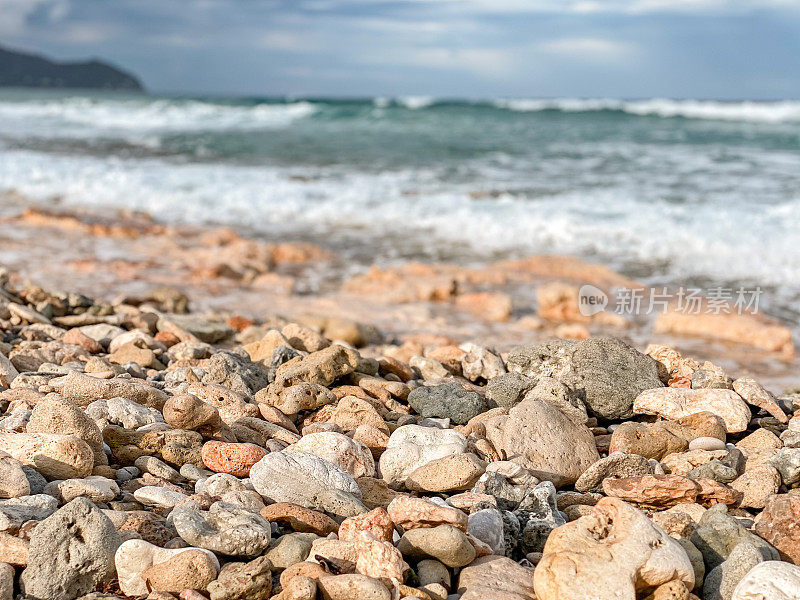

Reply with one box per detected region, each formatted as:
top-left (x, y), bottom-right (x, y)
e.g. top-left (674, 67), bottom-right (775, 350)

top-left (405, 452), bottom-right (486, 492)
top-left (397, 524), bottom-right (476, 567)
top-left (387, 496), bottom-right (468, 531)
top-left (44, 475), bottom-right (119, 504)
top-left (250, 451), bottom-right (361, 508)
top-left (260, 502), bottom-right (338, 536)
top-left (574, 452), bottom-right (654, 493)
top-left (732, 378), bottom-right (788, 423)
top-left (407, 382), bottom-right (487, 425)
top-left (633, 388), bottom-right (751, 433)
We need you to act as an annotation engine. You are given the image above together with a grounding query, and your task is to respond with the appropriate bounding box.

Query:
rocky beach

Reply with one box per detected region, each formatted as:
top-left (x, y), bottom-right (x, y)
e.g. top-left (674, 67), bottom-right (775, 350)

top-left (0, 200), bottom-right (800, 600)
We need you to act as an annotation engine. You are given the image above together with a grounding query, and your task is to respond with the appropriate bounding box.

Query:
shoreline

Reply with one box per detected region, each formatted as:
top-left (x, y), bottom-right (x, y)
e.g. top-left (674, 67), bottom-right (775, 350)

top-left (0, 195), bottom-right (797, 392)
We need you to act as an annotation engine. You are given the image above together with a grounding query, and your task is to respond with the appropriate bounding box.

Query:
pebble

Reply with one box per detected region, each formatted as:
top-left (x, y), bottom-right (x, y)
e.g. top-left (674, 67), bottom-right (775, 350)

top-left (634, 388), bottom-right (752, 433)
top-left (397, 524), bottom-right (476, 567)
top-left (133, 486), bottom-right (189, 508)
top-left (20, 498), bottom-right (121, 600)
top-left (171, 500), bottom-right (272, 557)
top-left (250, 451), bottom-right (361, 508)
top-left (2, 269), bottom-right (800, 600)
top-left (115, 539), bottom-right (221, 596)
top-left (201, 440), bottom-right (268, 477)
top-left (44, 475), bottom-right (119, 504)
top-left (691, 436), bottom-right (728, 451)
top-left (483, 398), bottom-right (600, 487)
top-left (732, 560), bottom-right (800, 600)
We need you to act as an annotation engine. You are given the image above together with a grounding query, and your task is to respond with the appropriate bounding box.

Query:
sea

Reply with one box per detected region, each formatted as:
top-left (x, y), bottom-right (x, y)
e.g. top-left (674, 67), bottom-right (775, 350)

top-left (0, 89), bottom-right (799, 323)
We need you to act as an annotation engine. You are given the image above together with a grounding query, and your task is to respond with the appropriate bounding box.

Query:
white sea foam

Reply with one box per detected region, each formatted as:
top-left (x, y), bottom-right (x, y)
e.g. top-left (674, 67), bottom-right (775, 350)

top-left (397, 96), bottom-right (435, 110)
top-left (493, 98), bottom-right (800, 123)
top-left (1, 146), bottom-right (799, 302)
top-left (0, 97), bottom-right (317, 138)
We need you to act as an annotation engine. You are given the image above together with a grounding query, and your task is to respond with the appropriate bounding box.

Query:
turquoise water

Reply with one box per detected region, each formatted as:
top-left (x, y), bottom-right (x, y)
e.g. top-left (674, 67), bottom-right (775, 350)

top-left (0, 90), bottom-right (799, 320)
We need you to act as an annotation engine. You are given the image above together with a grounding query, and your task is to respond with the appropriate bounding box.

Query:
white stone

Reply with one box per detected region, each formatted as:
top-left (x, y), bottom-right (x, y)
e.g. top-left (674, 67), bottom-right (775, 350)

top-left (286, 431), bottom-right (375, 478)
top-left (114, 538), bottom-right (220, 596)
top-left (250, 451), bottom-right (361, 508)
top-left (689, 437), bottom-right (727, 451)
top-left (44, 476), bottom-right (119, 504)
top-left (633, 388), bottom-right (752, 433)
top-left (378, 424), bottom-right (468, 487)
top-left (732, 560), bottom-right (800, 600)
top-left (133, 486), bottom-right (188, 508)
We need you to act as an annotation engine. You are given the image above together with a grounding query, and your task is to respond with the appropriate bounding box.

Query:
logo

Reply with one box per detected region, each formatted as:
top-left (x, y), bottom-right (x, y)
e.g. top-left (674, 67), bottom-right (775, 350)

top-left (578, 284), bottom-right (608, 316)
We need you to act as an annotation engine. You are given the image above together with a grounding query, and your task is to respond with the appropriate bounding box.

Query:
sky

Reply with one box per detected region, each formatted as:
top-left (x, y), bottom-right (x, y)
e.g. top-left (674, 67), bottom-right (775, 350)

top-left (3, 0), bottom-right (800, 99)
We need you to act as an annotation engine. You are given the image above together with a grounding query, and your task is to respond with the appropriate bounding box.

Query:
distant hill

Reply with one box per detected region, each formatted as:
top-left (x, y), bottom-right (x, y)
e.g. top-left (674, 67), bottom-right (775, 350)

top-left (0, 45), bottom-right (144, 91)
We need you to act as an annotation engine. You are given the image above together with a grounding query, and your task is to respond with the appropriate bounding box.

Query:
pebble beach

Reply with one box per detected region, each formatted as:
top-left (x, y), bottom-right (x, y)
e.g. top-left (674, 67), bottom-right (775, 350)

top-left (1, 201), bottom-right (800, 600)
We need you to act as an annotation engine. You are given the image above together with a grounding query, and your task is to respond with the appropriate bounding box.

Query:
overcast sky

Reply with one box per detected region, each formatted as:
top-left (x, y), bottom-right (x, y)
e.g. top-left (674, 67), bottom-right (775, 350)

top-left (3, 0), bottom-right (800, 99)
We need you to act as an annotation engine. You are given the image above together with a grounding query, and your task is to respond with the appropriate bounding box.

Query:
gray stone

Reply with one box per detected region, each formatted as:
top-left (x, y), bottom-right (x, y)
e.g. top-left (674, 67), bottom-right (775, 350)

top-left (0, 494), bottom-right (58, 533)
top-left (485, 372), bottom-right (535, 410)
top-left (20, 497), bottom-right (122, 600)
top-left (770, 448), bottom-right (800, 486)
top-left (162, 315), bottom-right (233, 344)
top-left (507, 337), bottom-right (663, 420)
top-left (688, 460), bottom-right (739, 484)
top-left (692, 369), bottom-right (732, 390)
top-left (703, 540), bottom-right (774, 600)
top-left (574, 453), bottom-right (653, 493)
top-left (467, 508), bottom-right (505, 555)
top-left (522, 376), bottom-right (588, 425)
top-left (516, 481), bottom-right (566, 554)
top-left (171, 501), bottom-right (271, 557)
top-left (23, 466), bottom-right (48, 495)
top-left (407, 382), bottom-right (487, 425)
top-left (202, 350), bottom-right (269, 397)
top-left (690, 506), bottom-right (778, 571)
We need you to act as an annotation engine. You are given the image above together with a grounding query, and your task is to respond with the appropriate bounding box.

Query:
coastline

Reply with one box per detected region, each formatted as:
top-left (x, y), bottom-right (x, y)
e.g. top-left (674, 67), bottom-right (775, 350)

top-left (1, 194), bottom-right (797, 393)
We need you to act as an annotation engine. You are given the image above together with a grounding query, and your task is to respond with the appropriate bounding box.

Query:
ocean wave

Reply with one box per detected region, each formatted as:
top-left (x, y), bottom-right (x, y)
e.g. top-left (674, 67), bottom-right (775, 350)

top-left (0, 97), bottom-right (317, 135)
top-left (397, 96), bottom-right (435, 110)
top-left (492, 98), bottom-right (800, 123)
top-left (2, 147), bottom-right (800, 298)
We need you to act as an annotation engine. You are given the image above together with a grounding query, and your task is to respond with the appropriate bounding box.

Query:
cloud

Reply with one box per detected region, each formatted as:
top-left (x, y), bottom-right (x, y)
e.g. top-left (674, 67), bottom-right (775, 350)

top-left (539, 37), bottom-right (635, 62)
top-left (361, 46), bottom-right (517, 78)
top-left (0, 0), bottom-right (69, 35)
top-left (301, 0), bottom-right (800, 15)
top-left (259, 31), bottom-right (320, 52)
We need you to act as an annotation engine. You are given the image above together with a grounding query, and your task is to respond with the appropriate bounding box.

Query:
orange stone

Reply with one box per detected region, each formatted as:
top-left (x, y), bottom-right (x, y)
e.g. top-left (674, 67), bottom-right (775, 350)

top-left (201, 440), bottom-right (267, 477)
top-left (338, 507), bottom-right (395, 543)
